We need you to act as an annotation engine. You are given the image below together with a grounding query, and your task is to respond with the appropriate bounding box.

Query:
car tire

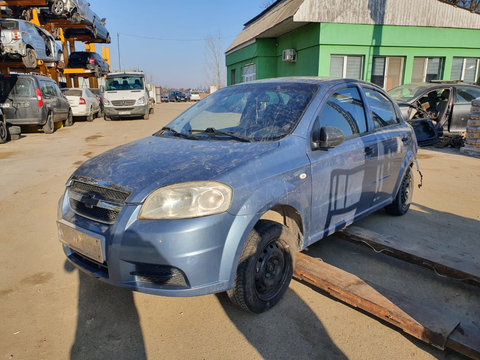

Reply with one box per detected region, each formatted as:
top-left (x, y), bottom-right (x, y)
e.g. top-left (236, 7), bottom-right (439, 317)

top-left (149, 106), bottom-right (154, 115)
top-left (64, 110), bottom-right (73, 127)
top-left (86, 108), bottom-right (94, 122)
top-left (386, 167), bottom-right (413, 216)
top-left (104, 114), bottom-right (111, 121)
top-left (0, 121), bottom-right (8, 144)
top-left (42, 112), bottom-right (54, 134)
top-left (50, 0), bottom-right (64, 15)
top-left (227, 220), bottom-right (295, 313)
top-left (22, 48), bottom-right (37, 69)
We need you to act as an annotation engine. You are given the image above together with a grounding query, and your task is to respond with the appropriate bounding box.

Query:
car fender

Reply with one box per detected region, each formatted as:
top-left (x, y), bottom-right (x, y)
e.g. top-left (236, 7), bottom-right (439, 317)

top-left (392, 149), bottom-right (416, 198)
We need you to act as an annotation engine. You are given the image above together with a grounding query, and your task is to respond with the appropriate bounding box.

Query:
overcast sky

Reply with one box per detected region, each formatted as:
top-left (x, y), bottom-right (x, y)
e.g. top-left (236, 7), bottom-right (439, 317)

top-left (85, 1), bottom-right (270, 89)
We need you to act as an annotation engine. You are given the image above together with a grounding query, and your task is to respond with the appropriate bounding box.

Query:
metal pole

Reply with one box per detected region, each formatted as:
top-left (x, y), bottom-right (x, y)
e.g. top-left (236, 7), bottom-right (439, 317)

top-left (117, 32), bottom-right (121, 71)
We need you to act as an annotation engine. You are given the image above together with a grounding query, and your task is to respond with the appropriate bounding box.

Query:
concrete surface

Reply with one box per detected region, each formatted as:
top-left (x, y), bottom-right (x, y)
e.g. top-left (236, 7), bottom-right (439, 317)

top-left (1, 102), bottom-right (478, 360)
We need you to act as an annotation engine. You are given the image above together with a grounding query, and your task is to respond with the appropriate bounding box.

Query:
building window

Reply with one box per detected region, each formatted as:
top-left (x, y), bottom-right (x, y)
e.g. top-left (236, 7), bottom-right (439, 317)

top-left (412, 57), bottom-right (444, 83)
top-left (231, 69), bottom-right (237, 85)
top-left (371, 57), bottom-right (404, 91)
top-left (330, 55), bottom-right (363, 80)
top-left (242, 64), bottom-right (256, 83)
top-left (451, 58), bottom-right (480, 83)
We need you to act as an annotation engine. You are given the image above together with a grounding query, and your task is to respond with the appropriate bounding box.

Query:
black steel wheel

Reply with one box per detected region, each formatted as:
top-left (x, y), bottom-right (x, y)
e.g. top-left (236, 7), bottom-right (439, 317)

top-left (42, 112), bottom-right (54, 134)
top-left (227, 220), bottom-right (295, 313)
top-left (50, 0), bottom-right (64, 15)
top-left (386, 167), bottom-right (413, 216)
top-left (0, 120), bottom-right (8, 144)
top-left (22, 48), bottom-right (37, 69)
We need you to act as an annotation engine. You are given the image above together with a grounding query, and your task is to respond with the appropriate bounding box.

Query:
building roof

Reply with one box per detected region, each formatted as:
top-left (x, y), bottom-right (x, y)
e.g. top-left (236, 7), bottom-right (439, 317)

top-left (226, 0), bottom-right (480, 54)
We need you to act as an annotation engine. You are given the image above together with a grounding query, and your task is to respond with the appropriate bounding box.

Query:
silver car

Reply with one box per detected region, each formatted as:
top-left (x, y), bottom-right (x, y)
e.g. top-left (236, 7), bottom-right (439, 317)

top-left (0, 18), bottom-right (62, 68)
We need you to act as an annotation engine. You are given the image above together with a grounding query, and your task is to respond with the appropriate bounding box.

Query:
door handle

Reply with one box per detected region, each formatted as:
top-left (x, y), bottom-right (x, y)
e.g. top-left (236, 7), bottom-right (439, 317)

top-left (364, 146), bottom-right (375, 156)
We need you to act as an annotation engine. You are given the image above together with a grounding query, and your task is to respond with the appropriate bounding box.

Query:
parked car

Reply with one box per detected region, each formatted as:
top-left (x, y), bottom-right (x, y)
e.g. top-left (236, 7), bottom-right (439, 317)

top-left (62, 19), bottom-right (110, 43)
top-left (161, 93), bottom-right (169, 103)
top-left (389, 82), bottom-right (480, 146)
top-left (168, 91), bottom-right (187, 102)
top-left (68, 51), bottom-right (109, 76)
top-left (62, 87), bottom-right (100, 122)
top-left (47, 0), bottom-right (103, 27)
top-left (89, 87), bottom-right (104, 115)
top-left (0, 18), bottom-right (63, 68)
top-left (187, 91), bottom-right (201, 101)
top-left (57, 77), bottom-right (417, 313)
top-left (0, 108), bottom-right (7, 143)
top-left (0, 73), bottom-right (71, 133)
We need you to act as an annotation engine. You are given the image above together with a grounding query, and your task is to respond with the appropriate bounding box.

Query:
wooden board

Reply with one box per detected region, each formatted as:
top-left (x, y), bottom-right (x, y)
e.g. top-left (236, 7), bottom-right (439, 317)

top-left (340, 225), bottom-right (480, 286)
top-left (293, 253), bottom-right (480, 359)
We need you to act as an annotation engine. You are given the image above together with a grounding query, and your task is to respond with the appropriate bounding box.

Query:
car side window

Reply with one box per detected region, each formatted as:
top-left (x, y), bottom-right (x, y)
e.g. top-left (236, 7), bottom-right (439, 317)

top-left (364, 88), bottom-right (399, 129)
top-left (317, 87), bottom-right (367, 138)
top-left (52, 83), bottom-right (62, 97)
top-left (455, 87), bottom-right (480, 104)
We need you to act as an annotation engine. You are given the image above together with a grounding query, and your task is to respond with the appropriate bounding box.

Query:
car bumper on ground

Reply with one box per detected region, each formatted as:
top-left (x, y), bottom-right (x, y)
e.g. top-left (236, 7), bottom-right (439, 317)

top-left (57, 193), bottom-right (242, 297)
top-left (104, 105), bottom-right (147, 118)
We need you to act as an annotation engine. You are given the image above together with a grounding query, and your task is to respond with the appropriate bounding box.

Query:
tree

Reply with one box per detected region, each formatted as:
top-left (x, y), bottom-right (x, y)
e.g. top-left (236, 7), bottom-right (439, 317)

top-left (204, 34), bottom-right (226, 90)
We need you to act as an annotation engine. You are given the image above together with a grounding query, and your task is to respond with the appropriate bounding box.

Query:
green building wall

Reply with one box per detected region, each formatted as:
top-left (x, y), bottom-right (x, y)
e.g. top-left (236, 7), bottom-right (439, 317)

top-left (226, 22), bottom-right (480, 86)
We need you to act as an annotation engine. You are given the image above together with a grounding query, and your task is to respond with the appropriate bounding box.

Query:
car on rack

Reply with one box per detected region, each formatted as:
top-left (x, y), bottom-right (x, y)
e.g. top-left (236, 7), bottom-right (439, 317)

top-left (62, 87), bottom-right (101, 122)
top-left (389, 82), bottom-right (480, 146)
top-left (0, 73), bottom-right (71, 133)
top-left (168, 91), bottom-right (187, 102)
top-left (57, 77), bottom-right (417, 313)
top-left (0, 18), bottom-right (63, 69)
top-left (67, 51), bottom-right (109, 77)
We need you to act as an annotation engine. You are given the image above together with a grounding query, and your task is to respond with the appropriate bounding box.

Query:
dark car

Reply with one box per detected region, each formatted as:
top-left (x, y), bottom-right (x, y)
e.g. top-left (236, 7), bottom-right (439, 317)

top-left (168, 91), bottom-right (187, 102)
top-left (57, 77), bottom-right (417, 313)
top-left (89, 87), bottom-right (104, 115)
top-left (389, 82), bottom-right (480, 146)
top-left (0, 73), bottom-right (72, 133)
top-left (68, 51), bottom-right (109, 77)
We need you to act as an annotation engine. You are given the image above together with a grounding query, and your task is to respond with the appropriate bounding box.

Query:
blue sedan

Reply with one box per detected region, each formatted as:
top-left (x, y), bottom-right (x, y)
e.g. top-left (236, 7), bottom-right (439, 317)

top-left (57, 77), bottom-right (417, 313)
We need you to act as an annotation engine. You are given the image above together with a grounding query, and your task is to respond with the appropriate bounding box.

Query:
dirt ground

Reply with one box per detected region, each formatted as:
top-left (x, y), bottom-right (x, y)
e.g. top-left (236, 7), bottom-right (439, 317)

top-left (1, 102), bottom-right (479, 360)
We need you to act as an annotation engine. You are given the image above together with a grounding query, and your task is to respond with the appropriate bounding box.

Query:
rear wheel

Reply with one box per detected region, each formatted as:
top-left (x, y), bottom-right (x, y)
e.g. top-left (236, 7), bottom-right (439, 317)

top-left (86, 108), bottom-right (94, 122)
top-left (0, 120), bottom-right (8, 143)
top-left (64, 110), bottom-right (73, 127)
top-left (386, 167), bottom-right (413, 216)
top-left (50, 0), bottom-right (64, 15)
top-left (227, 220), bottom-right (295, 313)
top-left (42, 113), bottom-right (54, 134)
top-left (22, 48), bottom-right (37, 69)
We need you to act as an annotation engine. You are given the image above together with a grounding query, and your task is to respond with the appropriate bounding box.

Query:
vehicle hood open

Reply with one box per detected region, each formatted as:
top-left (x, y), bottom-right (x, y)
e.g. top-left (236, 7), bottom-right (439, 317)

top-left (71, 136), bottom-right (278, 203)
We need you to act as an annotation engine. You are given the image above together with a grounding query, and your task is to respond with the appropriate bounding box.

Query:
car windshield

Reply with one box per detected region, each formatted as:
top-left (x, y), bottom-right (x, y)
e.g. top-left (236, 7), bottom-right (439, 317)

top-left (0, 76), bottom-right (34, 100)
top-left (105, 76), bottom-right (144, 91)
top-left (158, 82), bottom-right (318, 142)
top-left (62, 89), bottom-right (82, 96)
top-left (388, 84), bottom-right (432, 102)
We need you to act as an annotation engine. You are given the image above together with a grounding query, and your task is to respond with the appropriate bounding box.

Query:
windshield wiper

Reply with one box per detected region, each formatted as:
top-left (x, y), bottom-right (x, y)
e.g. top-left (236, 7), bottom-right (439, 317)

top-left (190, 127), bottom-right (251, 142)
top-left (156, 127), bottom-right (199, 140)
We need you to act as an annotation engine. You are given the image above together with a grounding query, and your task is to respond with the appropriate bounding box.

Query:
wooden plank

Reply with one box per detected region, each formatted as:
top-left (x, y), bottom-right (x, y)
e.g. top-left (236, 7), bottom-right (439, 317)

top-left (340, 225), bottom-right (480, 286)
top-left (293, 253), bottom-right (480, 359)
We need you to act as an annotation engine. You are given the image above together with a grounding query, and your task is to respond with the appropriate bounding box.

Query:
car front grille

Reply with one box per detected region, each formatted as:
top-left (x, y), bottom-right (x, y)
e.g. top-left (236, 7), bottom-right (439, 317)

top-left (111, 100), bottom-right (136, 107)
top-left (68, 179), bottom-right (131, 224)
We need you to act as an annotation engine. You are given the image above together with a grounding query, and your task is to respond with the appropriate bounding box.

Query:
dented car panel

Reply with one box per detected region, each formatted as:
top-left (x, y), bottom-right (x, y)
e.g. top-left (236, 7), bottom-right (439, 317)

top-left (57, 78), bottom-right (417, 297)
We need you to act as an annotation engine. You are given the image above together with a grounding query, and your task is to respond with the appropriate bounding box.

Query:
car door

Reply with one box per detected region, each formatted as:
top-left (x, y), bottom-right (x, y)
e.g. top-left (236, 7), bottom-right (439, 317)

top-left (308, 84), bottom-right (377, 240)
top-left (362, 86), bottom-right (410, 206)
top-left (52, 82), bottom-right (70, 119)
top-left (451, 86), bottom-right (480, 132)
top-left (24, 22), bottom-right (46, 58)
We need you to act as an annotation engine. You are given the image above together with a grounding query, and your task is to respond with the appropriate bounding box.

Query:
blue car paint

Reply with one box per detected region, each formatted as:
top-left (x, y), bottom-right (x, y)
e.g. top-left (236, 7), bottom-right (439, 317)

top-left (58, 77), bottom-right (417, 297)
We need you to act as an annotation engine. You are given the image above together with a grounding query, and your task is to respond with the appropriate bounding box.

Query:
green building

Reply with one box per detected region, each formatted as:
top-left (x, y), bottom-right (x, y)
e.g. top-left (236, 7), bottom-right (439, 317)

top-left (226, 0), bottom-right (480, 90)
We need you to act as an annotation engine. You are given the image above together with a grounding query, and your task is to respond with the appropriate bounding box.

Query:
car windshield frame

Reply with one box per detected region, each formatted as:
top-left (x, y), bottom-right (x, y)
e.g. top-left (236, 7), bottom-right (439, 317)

top-left (156, 82), bottom-right (319, 143)
top-left (105, 76), bottom-right (144, 91)
top-left (388, 84), bottom-right (435, 102)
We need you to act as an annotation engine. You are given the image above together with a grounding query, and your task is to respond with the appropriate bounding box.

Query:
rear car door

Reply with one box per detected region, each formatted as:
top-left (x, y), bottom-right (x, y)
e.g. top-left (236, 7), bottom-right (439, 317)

top-left (52, 82), bottom-right (69, 120)
top-left (362, 86), bottom-right (411, 206)
top-left (451, 86), bottom-right (480, 132)
top-left (308, 85), bottom-right (377, 239)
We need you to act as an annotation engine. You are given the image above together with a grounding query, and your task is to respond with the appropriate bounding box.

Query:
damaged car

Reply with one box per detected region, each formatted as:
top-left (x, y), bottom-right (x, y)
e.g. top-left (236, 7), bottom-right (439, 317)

top-left (57, 78), bottom-right (417, 313)
top-left (389, 82), bottom-right (480, 146)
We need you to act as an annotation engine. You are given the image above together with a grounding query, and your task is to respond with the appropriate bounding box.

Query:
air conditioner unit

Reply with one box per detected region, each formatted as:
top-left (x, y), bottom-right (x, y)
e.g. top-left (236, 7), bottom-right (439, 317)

top-left (282, 49), bottom-right (297, 63)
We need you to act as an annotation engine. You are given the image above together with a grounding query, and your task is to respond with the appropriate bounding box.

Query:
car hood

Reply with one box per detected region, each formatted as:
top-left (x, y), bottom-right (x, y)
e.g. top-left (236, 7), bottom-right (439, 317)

top-left (71, 136), bottom-right (279, 203)
top-left (104, 90), bottom-right (145, 101)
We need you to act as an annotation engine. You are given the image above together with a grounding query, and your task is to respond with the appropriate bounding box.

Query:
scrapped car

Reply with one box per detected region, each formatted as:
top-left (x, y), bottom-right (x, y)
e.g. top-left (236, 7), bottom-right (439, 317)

top-left (57, 78), bottom-right (417, 313)
top-left (68, 51), bottom-right (109, 76)
top-left (0, 18), bottom-right (63, 68)
top-left (62, 87), bottom-right (100, 122)
top-left (0, 73), bottom-right (71, 133)
top-left (389, 82), bottom-right (480, 146)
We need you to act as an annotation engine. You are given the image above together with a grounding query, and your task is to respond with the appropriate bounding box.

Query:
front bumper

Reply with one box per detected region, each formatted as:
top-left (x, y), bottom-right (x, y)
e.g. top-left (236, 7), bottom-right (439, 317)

top-left (104, 105), bottom-right (147, 118)
top-left (58, 193), bottom-right (244, 297)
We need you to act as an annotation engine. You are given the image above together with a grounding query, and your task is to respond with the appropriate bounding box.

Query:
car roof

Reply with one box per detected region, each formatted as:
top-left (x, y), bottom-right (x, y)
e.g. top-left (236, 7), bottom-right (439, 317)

top-left (230, 77), bottom-right (375, 88)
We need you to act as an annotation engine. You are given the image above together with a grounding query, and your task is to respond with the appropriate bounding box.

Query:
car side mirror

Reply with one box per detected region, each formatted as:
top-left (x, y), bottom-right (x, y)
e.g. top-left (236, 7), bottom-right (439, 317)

top-left (311, 126), bottom-right (345, 150)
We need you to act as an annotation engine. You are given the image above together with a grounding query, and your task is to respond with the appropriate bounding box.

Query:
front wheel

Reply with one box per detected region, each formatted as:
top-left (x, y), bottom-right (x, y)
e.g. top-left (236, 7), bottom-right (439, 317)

top-left (0, 121), bottom-right (8, 143)
top-left (386, 167), bottom-right (413, 216)
top-left (227, 220), bottom-right (295, 313)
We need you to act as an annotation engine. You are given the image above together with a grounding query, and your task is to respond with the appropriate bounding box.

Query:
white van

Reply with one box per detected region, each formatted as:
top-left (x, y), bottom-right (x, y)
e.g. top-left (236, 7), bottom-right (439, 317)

top-left (103, 71), bottom-right (153, 120)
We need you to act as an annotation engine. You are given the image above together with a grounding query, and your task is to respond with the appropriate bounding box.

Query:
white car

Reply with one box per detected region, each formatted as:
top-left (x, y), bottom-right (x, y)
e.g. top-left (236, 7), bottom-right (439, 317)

top-left (188, 91), bottom-right (201, 101)
top-left (62, 88), bottom-right (100, 122)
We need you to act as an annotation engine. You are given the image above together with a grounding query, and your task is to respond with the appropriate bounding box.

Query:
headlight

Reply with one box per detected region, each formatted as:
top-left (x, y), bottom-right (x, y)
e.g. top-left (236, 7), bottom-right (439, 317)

top-left (136, 97), bottom-right (146, 105)
top-left (104, 98), bottom-right (111, 106)
top-left (139, 181), bottom-right (232, 219)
